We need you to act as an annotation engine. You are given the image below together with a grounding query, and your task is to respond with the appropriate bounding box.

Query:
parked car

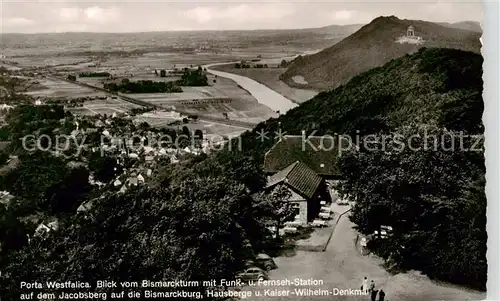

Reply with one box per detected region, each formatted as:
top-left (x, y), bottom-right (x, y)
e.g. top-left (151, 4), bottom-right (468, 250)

top-left (283, 226), bottom-right (298, 234)
top-left (319, 212), bottom-right (331, 220)
top-left (320, 206), bottom-right (332, 213)
top-left (236, 267), bottom-right (268, 282)
top-left (312, 219), bottom-right (328, 227)
top-left (337, 199), bottom-right (349, 205)
top-left (284, 221), bottom-right (302, 228)
top-left (255, 253), bottom-right (277, 271)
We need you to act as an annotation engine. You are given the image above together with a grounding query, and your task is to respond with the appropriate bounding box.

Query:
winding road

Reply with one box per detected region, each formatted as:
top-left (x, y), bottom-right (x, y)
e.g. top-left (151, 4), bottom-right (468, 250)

top-left (240, 204), bottom-right (486, 301)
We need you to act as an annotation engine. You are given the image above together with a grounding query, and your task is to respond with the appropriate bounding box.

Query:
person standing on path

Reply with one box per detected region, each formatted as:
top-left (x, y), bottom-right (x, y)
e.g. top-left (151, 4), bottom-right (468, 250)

top-left (369, 280), bottom-right (375, 292)
top-left (378, 289), bottom-right (385, 301)
top-left (371, 289), bottom-right (378, 301)
top-left (361, 277), bottom-right (368, 293)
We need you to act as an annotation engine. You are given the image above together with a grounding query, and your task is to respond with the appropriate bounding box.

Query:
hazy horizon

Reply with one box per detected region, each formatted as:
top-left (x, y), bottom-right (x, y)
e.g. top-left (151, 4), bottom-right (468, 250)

top-left (1, 1), bottom-right (482, 34)
top-left (0, 18), bottom-right (481, 36)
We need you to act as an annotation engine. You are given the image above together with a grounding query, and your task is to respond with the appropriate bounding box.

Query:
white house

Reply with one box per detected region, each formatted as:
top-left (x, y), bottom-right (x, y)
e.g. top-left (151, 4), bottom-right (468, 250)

top-left (137, 174), bottom-right (145, 183)
top-left (35, 220), bottom-right (59, 237)
top-left (119, 185), bottom-right (127, 194)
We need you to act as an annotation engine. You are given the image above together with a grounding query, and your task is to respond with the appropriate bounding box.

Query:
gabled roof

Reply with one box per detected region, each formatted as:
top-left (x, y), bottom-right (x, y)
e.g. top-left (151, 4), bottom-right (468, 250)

top-left (264, 135), bottom-right (351, 176)
top-left (266, 161), bottom-right (323, 199)
top-left (77, 199), bottom-right (94, 213)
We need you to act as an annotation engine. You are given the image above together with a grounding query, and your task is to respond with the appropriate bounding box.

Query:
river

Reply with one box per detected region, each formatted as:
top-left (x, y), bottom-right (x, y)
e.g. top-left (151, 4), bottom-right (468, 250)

top-left (204, 62), bottom-right (298, 114)
top-left (203, 50), bottom-right (322, 114)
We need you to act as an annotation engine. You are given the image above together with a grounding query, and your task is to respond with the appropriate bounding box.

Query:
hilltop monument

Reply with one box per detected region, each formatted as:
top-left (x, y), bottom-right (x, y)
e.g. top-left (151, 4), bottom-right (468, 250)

top-left (406, 25), bottom-right (415, 37)
top-left (396, 25), bottom-right (424, 44)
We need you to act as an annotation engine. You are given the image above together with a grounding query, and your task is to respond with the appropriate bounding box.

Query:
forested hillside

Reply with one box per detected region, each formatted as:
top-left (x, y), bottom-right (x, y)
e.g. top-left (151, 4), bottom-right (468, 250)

top-left (238, 47), bottom-right (486, 289)
top-left (281, 16), bottom-right (482, 90)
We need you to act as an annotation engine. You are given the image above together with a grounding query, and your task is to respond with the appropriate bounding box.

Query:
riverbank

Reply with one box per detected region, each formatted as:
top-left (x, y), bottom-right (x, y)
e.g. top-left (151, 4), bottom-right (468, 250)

top-left (210, 64), bottom-right (319, 104)
top-left (205, 62), bottom-right (298, 114)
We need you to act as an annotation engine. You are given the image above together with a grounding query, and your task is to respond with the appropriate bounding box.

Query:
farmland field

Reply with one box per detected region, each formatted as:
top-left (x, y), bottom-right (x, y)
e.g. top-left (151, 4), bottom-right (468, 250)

top-left (7, 56), bottom-right (92, 68)
top-left (7, 42), bottom-right (307, 136)
top-left (23, 78), bottom-right (105, 99)
top-left (127, 74), bottom-right (276, 124)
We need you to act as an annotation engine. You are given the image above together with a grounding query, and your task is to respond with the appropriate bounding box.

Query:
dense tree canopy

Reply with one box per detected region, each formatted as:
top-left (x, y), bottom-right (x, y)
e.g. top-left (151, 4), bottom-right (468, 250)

top-left (78, 72), bottom-right (111, 78)
top-left (0, 170), bottom-right (267, 299)
top-left (337, 124), bottom-right (485, 289)
top-left (0, 152), bottom-right (91, 214)
top-left (104, 80), bottom-right (182, 93)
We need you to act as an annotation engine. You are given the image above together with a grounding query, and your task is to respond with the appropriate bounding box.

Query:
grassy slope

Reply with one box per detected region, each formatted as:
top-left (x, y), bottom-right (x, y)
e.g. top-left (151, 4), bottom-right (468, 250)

top-left (281, 16), bottom-right (482, 90)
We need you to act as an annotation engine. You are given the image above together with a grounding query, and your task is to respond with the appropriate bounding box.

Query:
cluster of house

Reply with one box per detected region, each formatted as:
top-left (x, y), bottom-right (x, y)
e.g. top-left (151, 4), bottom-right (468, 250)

top-left (111, 166), bottom-right (154, 194)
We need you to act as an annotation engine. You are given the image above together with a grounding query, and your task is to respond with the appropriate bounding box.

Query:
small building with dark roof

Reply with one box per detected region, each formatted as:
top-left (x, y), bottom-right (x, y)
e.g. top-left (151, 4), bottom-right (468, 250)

top-left (263, 134), bottom-right (351, 179)
top-left (265, 161), bottom-right (330, 224)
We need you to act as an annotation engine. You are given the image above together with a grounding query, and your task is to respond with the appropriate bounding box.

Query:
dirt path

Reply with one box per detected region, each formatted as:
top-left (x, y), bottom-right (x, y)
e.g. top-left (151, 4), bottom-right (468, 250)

top-left (241, 212), bottom-right (485, 301)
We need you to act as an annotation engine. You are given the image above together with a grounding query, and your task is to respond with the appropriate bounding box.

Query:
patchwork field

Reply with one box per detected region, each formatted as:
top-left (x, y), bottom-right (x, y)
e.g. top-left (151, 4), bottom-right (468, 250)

top-left (10, 49), bottom-right (293, 135)
top-left (134, 111), bottom-right (248, 139)
top-left (89, 50), bottom-right (298, 77)
top-left (23, 78), bottom-right (105, 99)
top-left (7, 56), bottom-right (92, 68)
top-left (75, 98), bottom-right (141, 116)
top-left (127, 74), bottom-right (276, 124)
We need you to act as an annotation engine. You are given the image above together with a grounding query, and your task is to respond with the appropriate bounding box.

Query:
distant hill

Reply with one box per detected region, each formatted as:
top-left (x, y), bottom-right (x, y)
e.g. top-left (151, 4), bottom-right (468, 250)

top-left (281, 16), bottom-right (482, 90)
top-left (301, 24), bottom-right (364, 35)
top-left (439, 21), bottom-right (482, 33)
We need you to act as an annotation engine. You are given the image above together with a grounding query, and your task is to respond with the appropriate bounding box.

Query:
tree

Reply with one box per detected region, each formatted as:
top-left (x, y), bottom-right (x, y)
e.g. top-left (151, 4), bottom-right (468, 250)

top-left (160, 69), bottom-right (167, 77)
top-left (67, 74), bottom-right (76, 81)
top-left (181, 126), bottom-right (190, 137)
top-left (0, 177), bottom-right (263, 300)
top-left (194, 129), bottom-right (203, 141)
top-left (88, 152), bottom-right (121, 183)
top-left (0, 152), bottom-right (90, 214)
top-left (337, 124), bottom-right (486, 289)
top-left (138, 122), bottom-right (150, 131)
top-left (255, 184), bottom-right (294, 240)
top-left (0, 203), bottom-right (29, 253)
top-left (0, 150), bottom-right (9, 166)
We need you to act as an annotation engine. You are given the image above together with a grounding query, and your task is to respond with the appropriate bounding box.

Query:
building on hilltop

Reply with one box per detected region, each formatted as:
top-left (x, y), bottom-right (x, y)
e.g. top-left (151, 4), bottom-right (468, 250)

top-left (396, 25), bottom-right (424, 44)
top-left (407, 25), bottom-right (415, 37)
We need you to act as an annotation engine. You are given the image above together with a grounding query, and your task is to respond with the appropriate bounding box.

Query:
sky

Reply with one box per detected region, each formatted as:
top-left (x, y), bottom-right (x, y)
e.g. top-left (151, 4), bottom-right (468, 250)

top-left (0, 0), bottom-right (483, 33)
